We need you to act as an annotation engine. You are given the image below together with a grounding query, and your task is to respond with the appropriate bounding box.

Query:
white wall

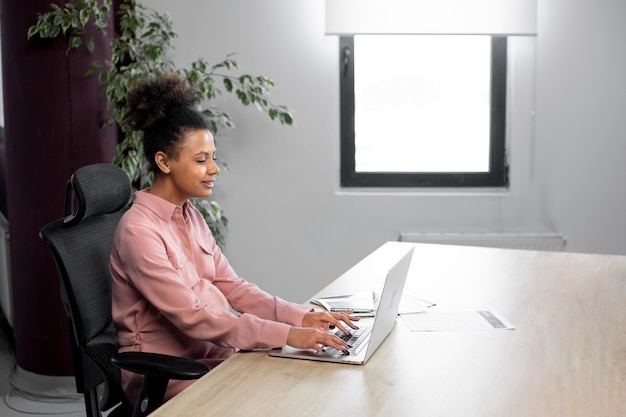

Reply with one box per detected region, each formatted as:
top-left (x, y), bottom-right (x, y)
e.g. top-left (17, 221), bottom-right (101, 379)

top-left (151, 0), bottom-right (626, 302)
top-left (535, 0), bottom-right (626, 255)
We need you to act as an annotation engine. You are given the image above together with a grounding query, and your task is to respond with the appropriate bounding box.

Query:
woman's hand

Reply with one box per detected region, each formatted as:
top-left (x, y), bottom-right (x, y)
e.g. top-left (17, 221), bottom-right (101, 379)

top-left (302, 310), bottom-right (360, 335)
top-left (286, 327), bottom-right (351, 354)
top-left (253, 310), bottom-right (359, 352)
top-left (284, 311), bottom-right (360, 354)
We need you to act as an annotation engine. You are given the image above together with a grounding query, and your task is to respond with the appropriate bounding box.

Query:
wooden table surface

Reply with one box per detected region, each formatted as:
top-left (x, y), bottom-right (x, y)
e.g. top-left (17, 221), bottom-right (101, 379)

top-left (150, 242), bottom-right (626, 417)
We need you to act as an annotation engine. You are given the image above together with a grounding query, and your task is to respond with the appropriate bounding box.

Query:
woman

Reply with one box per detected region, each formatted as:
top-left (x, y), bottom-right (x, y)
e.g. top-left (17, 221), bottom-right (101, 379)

top-left (110, 73), bottom-right (358, 403)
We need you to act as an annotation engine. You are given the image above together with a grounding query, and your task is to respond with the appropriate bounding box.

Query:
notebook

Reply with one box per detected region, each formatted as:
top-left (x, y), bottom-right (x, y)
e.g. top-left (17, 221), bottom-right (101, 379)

top-left (269, 247), bottom-right (414, 365)
top-left (310, 292), bottom-right (376, 316)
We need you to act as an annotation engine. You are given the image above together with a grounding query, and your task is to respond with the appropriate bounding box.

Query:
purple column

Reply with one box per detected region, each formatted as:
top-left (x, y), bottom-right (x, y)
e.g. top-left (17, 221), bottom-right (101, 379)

top-left (1, 1), bottom-right (117, 375)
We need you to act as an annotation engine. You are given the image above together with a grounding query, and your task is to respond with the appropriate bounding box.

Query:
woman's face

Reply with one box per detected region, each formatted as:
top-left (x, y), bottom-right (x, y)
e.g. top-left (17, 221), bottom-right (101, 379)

top-left (165, 129), bottom-right (219, 204)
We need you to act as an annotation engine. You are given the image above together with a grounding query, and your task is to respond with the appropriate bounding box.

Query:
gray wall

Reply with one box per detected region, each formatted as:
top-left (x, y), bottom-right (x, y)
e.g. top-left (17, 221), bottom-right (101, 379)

top-left (151, 0), bottom-right (626, 303)
top-left (535, 0), bottom-right (626, 257)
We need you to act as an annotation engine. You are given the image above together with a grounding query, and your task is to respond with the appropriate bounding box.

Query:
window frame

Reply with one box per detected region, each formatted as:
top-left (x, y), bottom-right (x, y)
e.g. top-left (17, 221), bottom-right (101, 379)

top-left (339, 35), bottom-right (509, 188)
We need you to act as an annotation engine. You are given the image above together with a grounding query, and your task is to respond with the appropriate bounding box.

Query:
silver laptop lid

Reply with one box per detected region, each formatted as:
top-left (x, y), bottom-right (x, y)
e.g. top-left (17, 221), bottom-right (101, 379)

top-left (269, 245), bottom-right (414, 364)
top-left (362, 246), bottom-right (414, 361)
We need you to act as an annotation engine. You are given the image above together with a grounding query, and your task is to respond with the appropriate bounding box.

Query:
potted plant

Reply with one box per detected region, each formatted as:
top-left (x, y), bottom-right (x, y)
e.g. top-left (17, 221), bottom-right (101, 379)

top-left (27, 0), bottom-right (293, 248)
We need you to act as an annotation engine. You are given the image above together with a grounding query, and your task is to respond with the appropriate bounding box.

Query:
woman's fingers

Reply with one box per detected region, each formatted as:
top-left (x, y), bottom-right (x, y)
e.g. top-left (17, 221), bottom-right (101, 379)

top-left (287, 327), bottom-right (351, 353)
top-left (304, 310), bottom-right (360, 334)
top-left (325, 312), bottom-right (359, 334)
top-left (315, 331), bottom-right (351, 353)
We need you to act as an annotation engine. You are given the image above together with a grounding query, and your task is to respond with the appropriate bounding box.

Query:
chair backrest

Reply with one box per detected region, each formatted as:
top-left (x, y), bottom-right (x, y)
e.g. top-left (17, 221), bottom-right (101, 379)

top-left (40, 163), bottom-right (133, 416)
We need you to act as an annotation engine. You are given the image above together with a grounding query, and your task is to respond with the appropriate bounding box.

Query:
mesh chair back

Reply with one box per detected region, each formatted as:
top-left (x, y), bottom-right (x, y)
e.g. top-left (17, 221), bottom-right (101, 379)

top-left (40, 163), bottom-right (132, 416)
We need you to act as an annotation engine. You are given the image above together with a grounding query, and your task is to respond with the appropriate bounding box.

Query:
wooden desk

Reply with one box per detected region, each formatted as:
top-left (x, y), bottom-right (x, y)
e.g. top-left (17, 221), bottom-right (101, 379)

top-left (150, 242), bottom-right (626, 417)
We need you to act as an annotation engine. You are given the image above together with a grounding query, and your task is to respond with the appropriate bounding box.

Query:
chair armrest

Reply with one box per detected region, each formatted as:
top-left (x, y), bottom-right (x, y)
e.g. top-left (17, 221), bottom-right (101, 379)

top-left (112, 351), bottom-right (209, 380)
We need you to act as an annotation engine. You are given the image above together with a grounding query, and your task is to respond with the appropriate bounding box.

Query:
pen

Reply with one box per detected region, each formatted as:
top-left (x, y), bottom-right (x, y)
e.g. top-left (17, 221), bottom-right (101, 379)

top-left (416, 297), bottom-right (437, 307)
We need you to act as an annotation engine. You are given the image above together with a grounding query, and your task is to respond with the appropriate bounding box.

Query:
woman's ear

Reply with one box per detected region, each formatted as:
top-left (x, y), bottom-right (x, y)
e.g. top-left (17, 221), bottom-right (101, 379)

top-left (154, 151), bottom-right (171, 174)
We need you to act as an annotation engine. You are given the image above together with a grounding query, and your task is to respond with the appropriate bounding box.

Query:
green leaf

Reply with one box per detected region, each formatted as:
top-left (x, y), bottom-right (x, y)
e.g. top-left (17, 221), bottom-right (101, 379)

top-left (236, 90), bottom-right (249, 105)
top-left (68, 35), bottom-right (82, 49)
top-left (280, 112), bottom-right (294, 125)
top-left (79, 8), bottom-right (90, 26)
top-left (61, 19), bottom-right (71, 34)
top-left (223, 78), bottom-right (233, 92)
top-left (85, 36), bottom-right (94, 53)
top-left (26, 25), bottom-right (38, 40)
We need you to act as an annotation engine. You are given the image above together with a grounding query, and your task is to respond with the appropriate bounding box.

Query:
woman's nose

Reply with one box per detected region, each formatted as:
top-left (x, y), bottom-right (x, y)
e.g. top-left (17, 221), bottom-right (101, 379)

top-left (211, 160), bottom-right (220, 175)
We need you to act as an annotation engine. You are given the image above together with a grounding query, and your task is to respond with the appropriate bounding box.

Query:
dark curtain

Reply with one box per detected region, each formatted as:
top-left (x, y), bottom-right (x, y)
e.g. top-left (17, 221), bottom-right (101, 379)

top-left (0, 0), bottom-right (118, 375)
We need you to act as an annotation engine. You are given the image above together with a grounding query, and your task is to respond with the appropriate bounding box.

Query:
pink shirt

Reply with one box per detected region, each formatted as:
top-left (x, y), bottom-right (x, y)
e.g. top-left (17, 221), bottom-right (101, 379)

top-left (110, 190), bottom-right (309, 402)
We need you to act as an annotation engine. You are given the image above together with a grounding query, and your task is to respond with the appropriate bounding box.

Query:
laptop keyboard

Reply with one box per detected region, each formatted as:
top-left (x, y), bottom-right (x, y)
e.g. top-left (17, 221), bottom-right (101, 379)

top-left (324, 327), bottom-right (371, 356)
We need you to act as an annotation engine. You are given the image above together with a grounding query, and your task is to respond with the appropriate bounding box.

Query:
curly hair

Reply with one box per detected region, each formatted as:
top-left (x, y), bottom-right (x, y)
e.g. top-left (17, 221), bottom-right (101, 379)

top-left (124, 73), bottom-right (209, 172)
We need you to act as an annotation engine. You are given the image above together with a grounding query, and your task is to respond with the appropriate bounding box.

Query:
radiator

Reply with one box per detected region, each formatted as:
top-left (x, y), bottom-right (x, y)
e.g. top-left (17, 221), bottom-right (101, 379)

top-left (399, 232), bottom-right (566, 251)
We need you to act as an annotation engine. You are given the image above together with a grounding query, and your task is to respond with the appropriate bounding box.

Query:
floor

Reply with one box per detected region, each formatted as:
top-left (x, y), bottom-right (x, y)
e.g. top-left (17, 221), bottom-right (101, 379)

top-left (0, 319), bottom-right (86, 417)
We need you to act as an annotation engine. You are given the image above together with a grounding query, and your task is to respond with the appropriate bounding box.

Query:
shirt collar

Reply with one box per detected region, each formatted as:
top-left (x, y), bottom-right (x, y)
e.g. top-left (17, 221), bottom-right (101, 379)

top-left (133, 189), bottom-right (190, 221)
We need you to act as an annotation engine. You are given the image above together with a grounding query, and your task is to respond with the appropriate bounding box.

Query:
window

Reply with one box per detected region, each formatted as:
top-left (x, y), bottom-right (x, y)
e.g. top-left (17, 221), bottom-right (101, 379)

top-left (340, 35), bottom-right (508, 188)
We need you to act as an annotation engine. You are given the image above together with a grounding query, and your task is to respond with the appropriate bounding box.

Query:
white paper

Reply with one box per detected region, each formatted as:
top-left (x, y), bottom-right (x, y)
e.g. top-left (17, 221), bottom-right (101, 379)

top-left (401, 310), bottom-right (515, 331)
top-left (397, 294), bottom-right (436, 314)
top-left (312, 292), bottom-right (435, 317)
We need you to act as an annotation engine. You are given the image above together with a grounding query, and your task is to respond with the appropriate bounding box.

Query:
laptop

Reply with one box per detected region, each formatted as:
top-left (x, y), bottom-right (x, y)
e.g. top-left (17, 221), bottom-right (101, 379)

top-left (269, 247), bottom-right (414, 365)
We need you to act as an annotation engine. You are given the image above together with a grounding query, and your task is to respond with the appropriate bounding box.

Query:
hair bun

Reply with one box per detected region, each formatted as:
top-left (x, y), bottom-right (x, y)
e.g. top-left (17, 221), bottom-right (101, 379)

top-left (125, 73), bottom-right (199, 131)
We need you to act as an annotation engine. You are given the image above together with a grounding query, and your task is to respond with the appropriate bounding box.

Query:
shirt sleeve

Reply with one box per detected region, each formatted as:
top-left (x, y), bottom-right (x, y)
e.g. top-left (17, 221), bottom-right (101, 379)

top-left (203, 229), bottom-right (310, 326)
top-left (111, 207), bottom-right (308, 350)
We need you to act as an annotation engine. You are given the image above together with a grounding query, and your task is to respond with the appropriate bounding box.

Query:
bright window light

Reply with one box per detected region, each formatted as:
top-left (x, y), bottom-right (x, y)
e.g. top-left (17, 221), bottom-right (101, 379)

top-left (353, 35), bottom-right (492, 173)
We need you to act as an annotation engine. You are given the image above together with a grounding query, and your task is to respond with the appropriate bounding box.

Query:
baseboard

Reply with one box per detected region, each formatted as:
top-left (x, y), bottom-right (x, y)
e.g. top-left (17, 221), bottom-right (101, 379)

top-left (2, 365), bottom-right (85, 416)
top-left (11, 366), bottom-right (78, 398)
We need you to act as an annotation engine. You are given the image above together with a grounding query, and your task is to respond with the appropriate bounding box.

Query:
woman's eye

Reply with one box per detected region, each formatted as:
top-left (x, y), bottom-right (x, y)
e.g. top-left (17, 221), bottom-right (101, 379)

top-left (197, 160), bottom-right (206, 164)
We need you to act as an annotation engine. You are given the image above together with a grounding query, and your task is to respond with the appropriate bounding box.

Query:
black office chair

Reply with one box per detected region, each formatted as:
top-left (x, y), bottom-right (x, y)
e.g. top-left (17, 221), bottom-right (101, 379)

top-left (39, 163), bottom-right (208, 417)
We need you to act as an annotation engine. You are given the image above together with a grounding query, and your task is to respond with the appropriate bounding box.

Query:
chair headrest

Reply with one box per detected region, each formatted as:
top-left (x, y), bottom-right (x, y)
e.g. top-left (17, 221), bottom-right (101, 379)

top-left (63, 164), bottom-right (132, 226)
